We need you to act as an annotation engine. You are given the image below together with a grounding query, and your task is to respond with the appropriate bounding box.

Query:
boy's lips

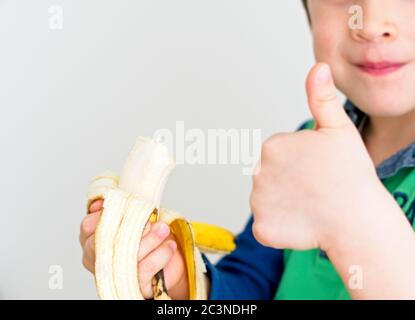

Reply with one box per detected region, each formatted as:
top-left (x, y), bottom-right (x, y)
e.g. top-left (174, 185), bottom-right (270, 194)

top-left (355, 60), bottom-right (407, 76)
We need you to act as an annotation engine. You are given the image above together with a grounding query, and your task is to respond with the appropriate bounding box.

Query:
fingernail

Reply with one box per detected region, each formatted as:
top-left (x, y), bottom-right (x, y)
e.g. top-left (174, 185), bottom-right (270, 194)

top-left (155, 223), bottom-right (169, 237)
top-left (168, 241), bottom-right (177, 251)
top-left (315, 64), bottom-right (331, 85)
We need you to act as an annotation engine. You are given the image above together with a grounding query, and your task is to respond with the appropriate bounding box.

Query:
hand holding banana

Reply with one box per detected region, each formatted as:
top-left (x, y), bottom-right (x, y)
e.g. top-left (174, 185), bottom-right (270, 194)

top-left (80, 200), bottom-right (188, 299)
top-left (80, 138), bottom-right (235, 300)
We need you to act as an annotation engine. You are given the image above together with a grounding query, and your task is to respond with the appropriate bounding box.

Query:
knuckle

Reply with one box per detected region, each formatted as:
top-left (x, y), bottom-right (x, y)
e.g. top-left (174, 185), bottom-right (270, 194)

top-left (140, 258), bottom-right (159, 276)
top-left (86, 236), bottom-right (95, 254)
top-left (315, 91), bottom-right (337, 104)
top-left (261, 139), bottom-right (275, 156)
top-left (252, 221), bottom-right (264, 243)
top-left (82, 255), bottom-right (93, 272)
top-left (252, 221), bottom-right (271, 247)
top-left (81, 216), bottom-right (94, 235)
top-left (262, 133), bottom-right (286, 156)
top-left (80, 217), bottom-right (90, 235)
top-left (145, 228), bottom-right (162, 244)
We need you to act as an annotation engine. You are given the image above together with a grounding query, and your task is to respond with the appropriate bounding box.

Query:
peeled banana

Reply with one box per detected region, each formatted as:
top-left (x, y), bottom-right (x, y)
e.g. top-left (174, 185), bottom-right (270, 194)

top-left (86, 137), bottom-right (235, 300)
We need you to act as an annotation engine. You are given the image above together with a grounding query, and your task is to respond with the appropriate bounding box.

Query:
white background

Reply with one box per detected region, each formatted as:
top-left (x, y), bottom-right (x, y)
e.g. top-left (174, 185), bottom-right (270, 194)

top-left (0, 0), bottom-right (314, 299)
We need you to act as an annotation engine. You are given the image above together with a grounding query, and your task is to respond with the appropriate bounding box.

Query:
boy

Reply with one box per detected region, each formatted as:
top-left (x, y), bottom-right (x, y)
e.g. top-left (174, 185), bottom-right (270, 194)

top-left (80, 0), bottom-right (415, 299)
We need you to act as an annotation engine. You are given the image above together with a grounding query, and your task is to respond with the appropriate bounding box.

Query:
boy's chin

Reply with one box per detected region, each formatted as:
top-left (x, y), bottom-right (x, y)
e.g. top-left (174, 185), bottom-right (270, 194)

top-left (351, 95), bottom-right (415, 118)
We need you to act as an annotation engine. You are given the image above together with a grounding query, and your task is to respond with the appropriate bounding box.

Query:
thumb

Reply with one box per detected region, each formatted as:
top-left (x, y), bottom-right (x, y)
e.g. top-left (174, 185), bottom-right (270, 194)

top-left (306, 63), bottom-right (352, 129)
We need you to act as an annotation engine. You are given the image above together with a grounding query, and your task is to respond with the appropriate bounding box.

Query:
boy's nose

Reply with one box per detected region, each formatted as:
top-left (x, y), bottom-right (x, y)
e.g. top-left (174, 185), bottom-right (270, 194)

top-left (350, 0), bottom-right (398, 43)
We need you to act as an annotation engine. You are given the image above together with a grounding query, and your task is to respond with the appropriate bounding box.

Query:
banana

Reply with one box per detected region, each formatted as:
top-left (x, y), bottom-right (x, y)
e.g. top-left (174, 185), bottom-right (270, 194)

top-left (87, 136), bottom-right (236, 300)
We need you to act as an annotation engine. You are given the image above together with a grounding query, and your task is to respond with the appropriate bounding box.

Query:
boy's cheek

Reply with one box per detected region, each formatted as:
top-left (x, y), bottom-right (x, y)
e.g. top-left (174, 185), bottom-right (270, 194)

top-left (313, 31), bottom-right (342, 66)
top-left (311, 18), bottom-right (349, 69)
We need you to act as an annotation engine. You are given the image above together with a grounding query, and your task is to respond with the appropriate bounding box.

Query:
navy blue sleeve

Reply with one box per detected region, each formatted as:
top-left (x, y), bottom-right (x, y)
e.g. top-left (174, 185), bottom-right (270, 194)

top-left (203, 216), bottom-right (284, 300)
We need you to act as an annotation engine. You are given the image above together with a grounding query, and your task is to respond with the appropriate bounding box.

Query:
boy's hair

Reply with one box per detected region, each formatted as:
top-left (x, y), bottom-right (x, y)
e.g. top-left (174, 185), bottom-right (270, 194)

top-left (302, 0), bottom-right (310, 22)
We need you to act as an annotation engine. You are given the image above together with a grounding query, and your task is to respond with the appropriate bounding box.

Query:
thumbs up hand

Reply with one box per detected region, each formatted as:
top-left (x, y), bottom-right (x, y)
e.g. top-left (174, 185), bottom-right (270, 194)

top-left (250, 63), bottom-right (386, 252)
